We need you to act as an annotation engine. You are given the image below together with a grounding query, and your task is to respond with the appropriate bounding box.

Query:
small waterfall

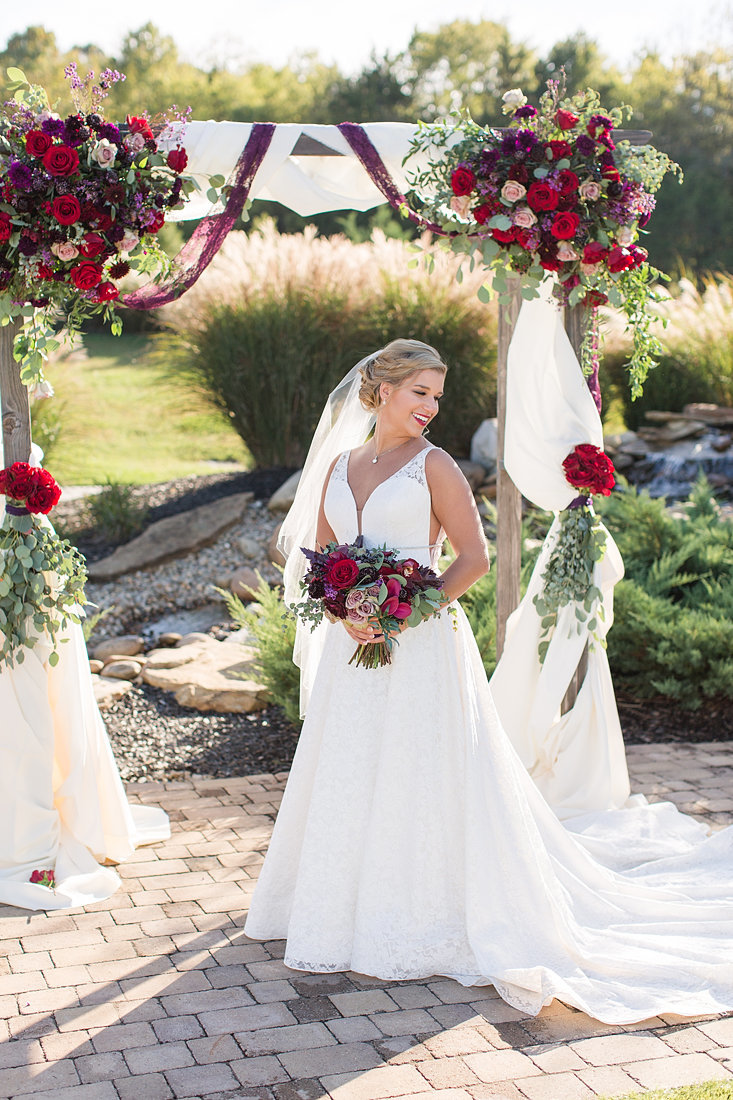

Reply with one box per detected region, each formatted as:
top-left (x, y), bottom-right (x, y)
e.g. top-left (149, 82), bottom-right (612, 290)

top-left (629, 433), bottom-right (733, 500)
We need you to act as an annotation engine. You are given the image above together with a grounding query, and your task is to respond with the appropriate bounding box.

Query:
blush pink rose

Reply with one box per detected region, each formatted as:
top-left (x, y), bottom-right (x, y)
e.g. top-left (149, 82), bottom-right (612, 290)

top-left (556, 241), bottom-right (579, 262)
top-left (615, 225), bottom-right (635, 246)
top-left (512, 205), bottom-right (537, 228)
top-left (579, 178), bottom-right (602, 201)
top-left (51, 241), bottom-right (79, 261)
top-left (501, 180), bottom-right (527, 203)
top-left (450, 195), bottom-right (471, 218)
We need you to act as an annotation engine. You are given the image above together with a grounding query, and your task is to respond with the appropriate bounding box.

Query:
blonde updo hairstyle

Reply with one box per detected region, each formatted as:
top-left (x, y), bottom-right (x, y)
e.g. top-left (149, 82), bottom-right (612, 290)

top-left (359, 339), bottom-right (447, 413)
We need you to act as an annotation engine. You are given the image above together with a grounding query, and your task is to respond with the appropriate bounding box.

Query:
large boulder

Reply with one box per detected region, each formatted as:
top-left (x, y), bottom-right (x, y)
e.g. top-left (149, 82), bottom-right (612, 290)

top-left (91, 635), bottom-right (145, 661)
top-left (88, 492), bottom-right (253, 581)
top-left (142, 635), bottom-right (268, 713)
top-left (470, 418), bottom-right (499, 472)
top-left (268, 470), bottom-right (302, 513)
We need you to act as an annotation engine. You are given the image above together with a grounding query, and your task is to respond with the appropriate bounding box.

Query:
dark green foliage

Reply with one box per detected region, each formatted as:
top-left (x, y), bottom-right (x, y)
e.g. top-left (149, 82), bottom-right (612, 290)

top-left (602, 349), bottom-right (720, 430)
top-left (87, 480), bottom-right (149, 543)
top-left (216, 580), bottom-right (302, 729)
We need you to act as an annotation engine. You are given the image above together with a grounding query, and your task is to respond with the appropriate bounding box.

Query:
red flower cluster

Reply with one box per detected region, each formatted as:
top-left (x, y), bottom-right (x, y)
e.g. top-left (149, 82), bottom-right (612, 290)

top-left (30, 869), bottom-right (56, 888)
top-left (444, 93), bottom-right (657, 304)
top-left (0, 462), bottom-right (62, 514)
top-left (562, 444), bottom-right (616, 497)
top-left (0, 68), bottom-right (190, 317)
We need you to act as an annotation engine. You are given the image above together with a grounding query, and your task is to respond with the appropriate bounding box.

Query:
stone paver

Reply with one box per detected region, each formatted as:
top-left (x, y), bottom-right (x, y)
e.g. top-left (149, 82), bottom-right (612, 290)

top-left (0, 742), bottom-right (731, 1097)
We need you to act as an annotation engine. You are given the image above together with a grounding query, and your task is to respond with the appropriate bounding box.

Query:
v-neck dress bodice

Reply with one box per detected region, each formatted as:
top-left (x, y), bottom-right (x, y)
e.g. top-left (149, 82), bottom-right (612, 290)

top-left (324, 446), bottom-right (440, 568)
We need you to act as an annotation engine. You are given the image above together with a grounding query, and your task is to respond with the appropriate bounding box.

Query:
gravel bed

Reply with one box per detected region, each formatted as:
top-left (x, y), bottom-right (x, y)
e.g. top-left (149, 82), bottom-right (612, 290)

top-left (103, 685), bottom-right (299, 782)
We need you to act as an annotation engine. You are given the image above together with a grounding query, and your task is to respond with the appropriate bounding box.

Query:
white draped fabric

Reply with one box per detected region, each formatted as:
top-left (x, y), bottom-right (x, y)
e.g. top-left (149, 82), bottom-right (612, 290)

top-left (489, 285), bottom-right (629, 818)
top-left (0, 450), bottom-right (169, 912)
top-left (163, 121), bottom-right (420, 219)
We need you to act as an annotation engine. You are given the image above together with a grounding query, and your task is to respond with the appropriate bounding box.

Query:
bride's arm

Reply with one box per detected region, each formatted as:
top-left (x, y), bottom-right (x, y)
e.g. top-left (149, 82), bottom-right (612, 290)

top-left (426, 450), bottom-right (491, 602)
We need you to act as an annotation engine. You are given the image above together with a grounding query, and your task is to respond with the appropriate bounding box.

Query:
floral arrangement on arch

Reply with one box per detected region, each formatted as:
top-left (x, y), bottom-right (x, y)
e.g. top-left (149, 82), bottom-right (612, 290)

top-left (0, 64), bottom-right (201, 386)
top-left (406, 81), bottom-right (681, 397)
top-left (533, 444), bottom-right (616, 663)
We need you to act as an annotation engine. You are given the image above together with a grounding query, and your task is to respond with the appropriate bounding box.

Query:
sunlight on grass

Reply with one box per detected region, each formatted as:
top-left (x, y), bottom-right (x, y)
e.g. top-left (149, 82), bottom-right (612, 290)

top-left (42, 332), bottom-right (251, 485)
top-left (602, 1082), bottom-right (733, 1100)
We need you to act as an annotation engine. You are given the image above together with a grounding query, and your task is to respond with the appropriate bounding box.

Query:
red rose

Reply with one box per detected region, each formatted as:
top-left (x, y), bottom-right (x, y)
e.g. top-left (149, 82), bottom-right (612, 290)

top-left (26, 468), bottom-right (61, 514)
top-left (473, 204), bottom-right (494, 225)
top-left (146, 210), bottom-right (165, 233)
top-left (562, 444), bottom-right (615, 496)
top-left (326, 557), bottom-right (360, 590)
top-left (583, 241), bottom-right (609, 264)
top-left (42, 144), bottom-right (80, 177)
top-left (628, 245), bottom-right (648, 268)
top-left (51, 195), bottom-right (81, 226)
top-left (526, 182), bottom-right (559, 212)
top-left (37, 263), bottom-right (54, 279)
top-left (545, 140), bottom-right (573, 161)
top-left (513, 228), bottom-right (534, 251)
top-left (606, 247), bottom-right (634, 273)
top-left (492, 226), bottom-right (516, 244)
top-left (70, 261), bottom-right (103, 289)
top-left (451, 166), bottom-right (476, 196)
top-left (0, 212), bottom-right (12, 242)
top-left (539, 251), bottom-right (563, 272)
top-left (555, 109), bottom-right (579, 130)
top-left (601, 164), bottom-right (621, 182)
top-left (550, 211), bottom-right (580, 240)
top-left (95, 281), bottom-right (119, 301)
top-left (585, 289), bottom-right (609, 307)
top-left (557, 169), bottom-right (579, 195)
top-left (79, 232), bottom-right (106, 259)
top-left (0, 462), bottom-right (35, 501)
top-left (560, 273), bottom-right (581, 289)
top-left (126, 115), bottom-right (154, 141)
top-left (25, 130), bottom-right (52, 157)
top-left (166, 147), bottom-right (188, 173)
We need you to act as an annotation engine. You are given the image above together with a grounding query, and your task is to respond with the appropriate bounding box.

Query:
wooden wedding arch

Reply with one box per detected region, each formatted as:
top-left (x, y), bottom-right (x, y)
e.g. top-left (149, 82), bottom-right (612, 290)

top-left (0, 123), bottom-right (651, 707)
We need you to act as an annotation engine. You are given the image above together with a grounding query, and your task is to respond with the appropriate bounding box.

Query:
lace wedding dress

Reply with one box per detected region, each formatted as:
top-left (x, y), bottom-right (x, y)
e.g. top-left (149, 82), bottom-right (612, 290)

top-left (245, 445), bottom-right (733, 1024)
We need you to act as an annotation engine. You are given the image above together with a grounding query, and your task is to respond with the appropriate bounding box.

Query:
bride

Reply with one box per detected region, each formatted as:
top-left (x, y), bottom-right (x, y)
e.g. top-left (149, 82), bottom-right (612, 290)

top-left (244, 338), bottom-right (733, 1024)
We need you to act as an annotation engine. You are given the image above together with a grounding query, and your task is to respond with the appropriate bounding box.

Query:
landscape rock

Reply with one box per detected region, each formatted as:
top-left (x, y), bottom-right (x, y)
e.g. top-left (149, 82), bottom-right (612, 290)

top-left (142, 635), bottom-right (268, 713)
top-left (102, 659), bottom-right (144, 681)
top-left (92, 635), bottom-right (145, 662)
top-left (228, 566), bottom-right (261, 601)
top-left (267, 470), bottom-right (302, 513)
top-left (88, 659), bottom-right (104, 674)
top-left (684, 403), bottom-right (733, 426)
top-left (88, 492), bottom-right (254, 581)
top-left (93, 675), bottom-right (134, 709)
top-left (267, 523), bottom-right (286, 566)
top-left (470, 418), bottom-right (499, 471)
top-left (637, 420), bottom-right (707, 447)
top-left (157, 632), bottom-right (182, 647)
top-left (237, 535), bottom-right (261, 558)
top-left (176, 632), bottom-right (212, 646)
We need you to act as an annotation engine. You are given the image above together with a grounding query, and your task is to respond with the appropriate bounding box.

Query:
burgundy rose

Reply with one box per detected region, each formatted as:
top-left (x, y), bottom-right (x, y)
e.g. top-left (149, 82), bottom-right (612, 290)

top-left (325, 557), bottom-right (360, 590)
top-left (550, 211), bottom-right (580, 240)
top-left (492, 226), bottom-right (516, 244)
top-left (557, 169), bottom-right (579, 195)
top-left (582, 241), bottom-right (609, 264)
top-left (25, 130), bottom-right (52, 158)
top-left (0, 462), bottom-right (35, 500)
top-left (451, 166), bottom-right (476, 196)
top-left (555, 109), bottom-right (579, 130)
top-left (42, 144), bottom-right (80, 177)
top-left (539, 250), bottom-right (563, 272)
top-left (587, 114), bottom-right (613, 140)
top-left (95, 281), bottom-right (119, 301)
top-left (628, 245), bottom-right (648, 267)
top-left (562, 444), bottom-right (615, 496)
top-left (146, 210), bottom-right (165, 233)
top-left (473, 203), bottom-right (495, 224)
top-left (79, 232), bottom-right (106, 259)
top-left (26, 468), bottom-right (61, 514)
top-left (602, 164), bottom-right (621, 183)
top-left (545, 139), bottom-right (573, 161)
top-left (70, 261), bottom-right (103, 290)
top-left (606, 247), bottom-right (634, 273)
top-left (37, 263), bottom-right (54, 279)
top-left (0, 213), bottom-right (12, 242)
top-left (166, 147), bottom-right (188, 173)
top-left (526, 182), bottom-right (559, 212)
top-left (51, 195), bottom-right (81, 226)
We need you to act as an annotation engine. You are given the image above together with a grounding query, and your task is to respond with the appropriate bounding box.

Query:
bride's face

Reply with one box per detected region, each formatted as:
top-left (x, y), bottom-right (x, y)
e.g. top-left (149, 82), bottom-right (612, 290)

top-left (380, 369), bottom-right (445, 436)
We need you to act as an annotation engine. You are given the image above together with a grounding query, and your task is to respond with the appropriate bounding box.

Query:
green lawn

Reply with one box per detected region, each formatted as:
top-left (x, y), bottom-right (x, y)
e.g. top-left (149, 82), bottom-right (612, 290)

top-left (603, 1084), bottom-right (733, 1099)
top-left (41, 331), bottom-right (251, 485)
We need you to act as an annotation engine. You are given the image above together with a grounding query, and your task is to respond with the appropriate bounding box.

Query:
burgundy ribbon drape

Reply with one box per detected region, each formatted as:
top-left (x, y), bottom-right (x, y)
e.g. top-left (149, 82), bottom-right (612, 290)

top-left (122, 122), bottom-right (275, 309)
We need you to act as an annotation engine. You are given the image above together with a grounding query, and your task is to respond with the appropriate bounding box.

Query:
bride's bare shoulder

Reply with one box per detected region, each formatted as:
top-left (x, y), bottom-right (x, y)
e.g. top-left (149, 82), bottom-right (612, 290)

top-left (425, 447), bottom-right (470, 485)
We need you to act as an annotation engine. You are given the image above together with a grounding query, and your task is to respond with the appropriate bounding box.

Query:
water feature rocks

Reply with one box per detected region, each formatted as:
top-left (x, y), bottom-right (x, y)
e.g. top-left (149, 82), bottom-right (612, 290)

top-left (92, 635), bottom-right (145, 662)
top-left (268, 471), bottom-right (302, 513)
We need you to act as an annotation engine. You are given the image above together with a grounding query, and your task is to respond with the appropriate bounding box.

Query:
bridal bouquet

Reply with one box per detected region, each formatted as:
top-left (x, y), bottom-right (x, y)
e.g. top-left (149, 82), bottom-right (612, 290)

top-left (0, 462), bottom-right (87, 667)
top-left (294, 540), bottom-right (446, 668)
top-left (533, 444), bottom-right (615, 662)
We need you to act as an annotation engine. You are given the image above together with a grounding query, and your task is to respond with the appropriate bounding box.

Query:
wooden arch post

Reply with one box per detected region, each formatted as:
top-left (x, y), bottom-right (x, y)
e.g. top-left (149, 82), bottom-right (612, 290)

top-left (0, 319), bottom-right (30, 467)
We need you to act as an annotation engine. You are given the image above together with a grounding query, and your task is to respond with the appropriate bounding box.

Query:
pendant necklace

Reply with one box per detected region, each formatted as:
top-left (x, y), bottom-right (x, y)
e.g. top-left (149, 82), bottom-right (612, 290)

top-left (371, 437), bottom-right (412, 464)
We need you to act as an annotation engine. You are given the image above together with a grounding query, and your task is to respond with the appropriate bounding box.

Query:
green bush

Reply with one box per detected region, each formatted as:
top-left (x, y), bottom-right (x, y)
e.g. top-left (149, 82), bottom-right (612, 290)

top-left (156, 225), bottom-right (497, 466)
top-left (87, 480), bottom-right (149, 543)
top-left (603, 348), bottom-right (719, 430)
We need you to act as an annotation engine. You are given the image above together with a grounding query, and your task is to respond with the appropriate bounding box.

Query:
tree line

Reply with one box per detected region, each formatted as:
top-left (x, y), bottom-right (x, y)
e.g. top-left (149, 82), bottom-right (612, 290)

top-left (2, 20), bottom-right (732, 274)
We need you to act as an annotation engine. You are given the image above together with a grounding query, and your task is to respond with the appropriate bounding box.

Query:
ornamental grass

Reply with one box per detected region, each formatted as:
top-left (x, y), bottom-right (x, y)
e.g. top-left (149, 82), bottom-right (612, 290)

top-left (156, 219), bottom-right (498, 465)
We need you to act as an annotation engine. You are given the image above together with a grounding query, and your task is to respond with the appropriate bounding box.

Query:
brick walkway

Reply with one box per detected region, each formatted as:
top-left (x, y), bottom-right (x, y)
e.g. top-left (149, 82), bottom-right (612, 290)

top-left (1, 742), bottom-right (733, 1100)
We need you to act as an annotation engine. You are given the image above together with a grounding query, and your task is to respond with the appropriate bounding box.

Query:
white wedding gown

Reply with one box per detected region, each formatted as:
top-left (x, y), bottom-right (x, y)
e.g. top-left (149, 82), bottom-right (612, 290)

top-left (245, 445), bottom-right (733, 1024)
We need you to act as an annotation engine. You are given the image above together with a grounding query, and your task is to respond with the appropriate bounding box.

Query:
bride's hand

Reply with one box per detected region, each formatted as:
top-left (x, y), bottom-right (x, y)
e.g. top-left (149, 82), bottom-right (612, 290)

top-left (343, 620), bottom-right (384, 644)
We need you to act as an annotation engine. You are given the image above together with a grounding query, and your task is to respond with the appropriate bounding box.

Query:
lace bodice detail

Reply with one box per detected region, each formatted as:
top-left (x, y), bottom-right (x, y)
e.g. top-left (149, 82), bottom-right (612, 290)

top-left (325, 445), bottom-right (441, 568)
